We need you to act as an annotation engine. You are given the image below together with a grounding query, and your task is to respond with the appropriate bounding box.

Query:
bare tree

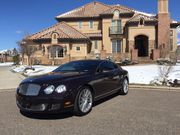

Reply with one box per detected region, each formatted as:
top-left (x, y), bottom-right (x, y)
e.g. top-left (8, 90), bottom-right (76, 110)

top-left (158, 65), bottom-right (173, 85)
top-left (17, 34), bottom-right (36, 65)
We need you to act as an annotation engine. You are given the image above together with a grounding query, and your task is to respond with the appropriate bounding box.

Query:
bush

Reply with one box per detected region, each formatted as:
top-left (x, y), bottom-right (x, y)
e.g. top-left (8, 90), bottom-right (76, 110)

top-left (13, 54), bottom-right (20, 65)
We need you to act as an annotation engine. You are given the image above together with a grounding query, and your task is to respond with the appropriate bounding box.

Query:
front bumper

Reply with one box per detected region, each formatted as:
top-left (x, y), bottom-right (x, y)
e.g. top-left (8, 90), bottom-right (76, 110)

top-left (16, 94), bottom-right (74, 113)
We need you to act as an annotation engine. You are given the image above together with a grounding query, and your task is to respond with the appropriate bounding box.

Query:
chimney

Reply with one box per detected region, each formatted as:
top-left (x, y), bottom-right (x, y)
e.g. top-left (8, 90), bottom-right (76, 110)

top-left (157, 0), bottom-right (170, 58)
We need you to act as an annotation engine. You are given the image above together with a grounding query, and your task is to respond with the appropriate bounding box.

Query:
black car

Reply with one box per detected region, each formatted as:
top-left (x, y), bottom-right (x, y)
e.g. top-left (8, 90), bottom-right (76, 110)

top-left (16, 60), bottom-right (129, 115)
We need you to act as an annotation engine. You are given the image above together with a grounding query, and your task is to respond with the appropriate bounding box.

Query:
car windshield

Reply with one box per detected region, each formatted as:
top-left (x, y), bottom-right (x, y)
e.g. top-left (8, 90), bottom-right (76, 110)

top-left (53, 61), bottom-right (100, 73)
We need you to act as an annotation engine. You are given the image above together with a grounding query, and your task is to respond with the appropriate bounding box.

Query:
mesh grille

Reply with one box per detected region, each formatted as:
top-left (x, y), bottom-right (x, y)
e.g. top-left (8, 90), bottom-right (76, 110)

top-left (19, 84), bottom-right (41, 96)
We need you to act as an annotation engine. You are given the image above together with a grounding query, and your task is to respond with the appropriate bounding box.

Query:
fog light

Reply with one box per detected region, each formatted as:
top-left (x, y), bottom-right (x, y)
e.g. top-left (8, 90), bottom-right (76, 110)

top-left (65, 101), bottom-right (71, 105)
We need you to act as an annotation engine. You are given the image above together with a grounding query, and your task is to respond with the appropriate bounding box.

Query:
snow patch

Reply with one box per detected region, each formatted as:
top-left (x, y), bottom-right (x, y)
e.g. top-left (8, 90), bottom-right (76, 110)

top-left (134, 10), bottom-right (155, 17)
top-left (0, 62), bottom-right (13, 66)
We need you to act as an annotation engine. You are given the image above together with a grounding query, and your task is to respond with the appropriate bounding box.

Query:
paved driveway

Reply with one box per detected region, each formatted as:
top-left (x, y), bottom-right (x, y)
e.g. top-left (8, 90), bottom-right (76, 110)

top-left (0, 89), bottom-right (179, 135)
top-left (0, 66), bottom-right (24, 90)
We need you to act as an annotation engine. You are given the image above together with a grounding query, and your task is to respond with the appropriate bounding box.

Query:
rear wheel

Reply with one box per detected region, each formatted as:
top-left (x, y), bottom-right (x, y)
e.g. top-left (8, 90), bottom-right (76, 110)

top-left (120, 78), bottom-right (129, 95)
top-left (74, 87), bottom-right (93, 116)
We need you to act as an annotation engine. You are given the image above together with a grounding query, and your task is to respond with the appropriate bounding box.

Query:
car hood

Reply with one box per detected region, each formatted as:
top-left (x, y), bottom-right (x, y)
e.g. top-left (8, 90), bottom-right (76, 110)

top-left (21, 72), bottom-right (85, 85)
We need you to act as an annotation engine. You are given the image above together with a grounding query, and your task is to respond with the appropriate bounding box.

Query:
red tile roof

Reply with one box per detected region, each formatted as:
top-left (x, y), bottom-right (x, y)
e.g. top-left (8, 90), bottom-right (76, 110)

top-left (56, 1), bottom-right (110, 19)
top-left (28, 22), bottom-right (89, 40)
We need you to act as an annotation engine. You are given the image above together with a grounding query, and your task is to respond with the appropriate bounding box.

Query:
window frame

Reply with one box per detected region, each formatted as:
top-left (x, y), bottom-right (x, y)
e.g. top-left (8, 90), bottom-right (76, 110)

top-left (112, 40), bottom-right (122, 53)
top-left (78, 21), bottom-right (82, 29)
top-left (89, 20), bottom-right (93, 29)
top-left (76, 46), bottom-right (81, 51)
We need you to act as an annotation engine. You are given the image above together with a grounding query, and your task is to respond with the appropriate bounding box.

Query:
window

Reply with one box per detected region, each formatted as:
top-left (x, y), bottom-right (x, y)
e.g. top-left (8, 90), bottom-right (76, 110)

top-left (78, 21), bottom-right (82, 29)
top-left (99, 61), bottom-right (115, 72)
top-left (111, 20), bottom-right (122, 34)
top-left (76, 47), bottom-right (80, 51)
top-left (170, 38), bottom-right (173, 51)
top-left (112, 40), bottom-right (121, 53)
top-left (52, 33), bottom-right (58, 39)
top-left (114, 10), bottom-right (120, 18)
top-left (89, 21), bottom-right (93, 29)
top-left (49, 46), bottom-right (63, 58)
top-left (140, 18), bottom-right (144, 25)
top-left (170, 30), bottom-right (173, 36)
top-left (94, 41), bottom-right (98, 49)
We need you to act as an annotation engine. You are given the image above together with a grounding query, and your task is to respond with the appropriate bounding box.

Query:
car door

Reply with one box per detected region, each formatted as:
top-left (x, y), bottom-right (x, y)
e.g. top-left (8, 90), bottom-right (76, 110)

top-left (92, 61), bottom-right (119, 98)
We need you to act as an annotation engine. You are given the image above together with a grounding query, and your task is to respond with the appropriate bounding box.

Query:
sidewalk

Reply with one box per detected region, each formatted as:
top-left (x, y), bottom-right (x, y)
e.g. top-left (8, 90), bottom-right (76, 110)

top-left (0, 66), bottom-right (25, 90)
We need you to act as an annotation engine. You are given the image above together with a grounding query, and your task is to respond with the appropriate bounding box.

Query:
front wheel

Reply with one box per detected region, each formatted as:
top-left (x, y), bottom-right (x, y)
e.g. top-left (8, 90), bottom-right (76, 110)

top-left (74, 87), bottom-right (93, 116)
top-left (120, 78), bottom-right (129, 95)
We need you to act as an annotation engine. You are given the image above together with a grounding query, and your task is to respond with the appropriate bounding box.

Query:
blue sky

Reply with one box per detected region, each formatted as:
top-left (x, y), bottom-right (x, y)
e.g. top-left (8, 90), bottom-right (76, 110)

top-left (0, 0), bottom-right (180, 50)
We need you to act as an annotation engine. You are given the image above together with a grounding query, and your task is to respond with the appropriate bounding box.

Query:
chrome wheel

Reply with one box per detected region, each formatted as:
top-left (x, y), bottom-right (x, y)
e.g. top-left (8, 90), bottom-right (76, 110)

top-left (123, 79), bottom-right (129, 94)
top-left (78, 88), bottom-right (93, 113)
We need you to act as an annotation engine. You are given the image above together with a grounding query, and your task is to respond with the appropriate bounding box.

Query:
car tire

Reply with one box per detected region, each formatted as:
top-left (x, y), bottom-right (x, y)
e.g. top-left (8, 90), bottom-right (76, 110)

top-left (120, 78), bottom-right (129, 95)
top-left (74, 87), bottom-right (93, 116)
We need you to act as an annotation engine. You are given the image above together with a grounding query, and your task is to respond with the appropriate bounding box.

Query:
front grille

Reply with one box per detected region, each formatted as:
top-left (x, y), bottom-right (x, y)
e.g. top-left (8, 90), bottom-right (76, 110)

top-left (19, 84), bottom-right (41, 96)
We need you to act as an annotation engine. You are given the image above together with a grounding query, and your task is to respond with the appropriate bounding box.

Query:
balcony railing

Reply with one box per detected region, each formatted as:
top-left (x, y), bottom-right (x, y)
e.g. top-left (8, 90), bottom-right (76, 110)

top-left (109, 26), bottom-right (123, 35)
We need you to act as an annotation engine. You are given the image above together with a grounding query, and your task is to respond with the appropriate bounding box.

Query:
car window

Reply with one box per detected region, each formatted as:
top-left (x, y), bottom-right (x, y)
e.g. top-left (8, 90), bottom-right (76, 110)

top-left (53, 61), bottom-right (100, 73)
top-left (99, 61), bottom-right (115, 72)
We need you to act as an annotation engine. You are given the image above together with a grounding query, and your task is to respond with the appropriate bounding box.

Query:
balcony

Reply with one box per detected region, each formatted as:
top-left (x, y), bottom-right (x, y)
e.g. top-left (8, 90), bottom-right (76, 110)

top-left (109, 26), bottom-right (123, 35)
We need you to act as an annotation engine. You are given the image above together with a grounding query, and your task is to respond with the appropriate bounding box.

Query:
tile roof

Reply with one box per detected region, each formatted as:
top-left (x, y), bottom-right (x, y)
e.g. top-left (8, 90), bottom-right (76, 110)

top-left (128, 14), bottom-right (157, 22)
top-left (56, 1), bottom-right (110, 19)
top-left (100, 5), bottom-right (134, 15)
top-left (28, 22), bottom-right (89, 40)
top-left (56, 1), bottom-right (158, 20)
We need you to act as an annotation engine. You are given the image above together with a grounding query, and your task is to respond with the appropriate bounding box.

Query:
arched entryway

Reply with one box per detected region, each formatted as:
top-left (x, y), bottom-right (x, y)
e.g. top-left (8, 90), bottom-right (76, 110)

top-left (135, 35), bottom-right (149, 57)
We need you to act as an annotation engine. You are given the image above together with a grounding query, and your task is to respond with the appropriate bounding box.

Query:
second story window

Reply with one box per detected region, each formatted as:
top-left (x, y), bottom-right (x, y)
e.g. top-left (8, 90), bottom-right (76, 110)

top-left (79, 21), bottom-right (82, 29)
top-left (111, 20), bottom-right (122, 34)
top-left (89, 21), bottom-right (93, 29)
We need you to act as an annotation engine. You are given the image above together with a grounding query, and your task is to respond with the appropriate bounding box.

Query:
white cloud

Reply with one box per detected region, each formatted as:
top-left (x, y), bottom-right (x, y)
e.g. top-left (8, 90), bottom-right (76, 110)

top-left (15, 30), bottom-right (22, 34)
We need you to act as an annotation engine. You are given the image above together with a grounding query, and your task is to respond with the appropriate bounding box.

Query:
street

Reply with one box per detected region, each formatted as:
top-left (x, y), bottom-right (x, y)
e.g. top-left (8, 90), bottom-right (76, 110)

top-left (0, 88), bottom-right (179, 135)
top-left (0, 66), bottom-right (24, 90)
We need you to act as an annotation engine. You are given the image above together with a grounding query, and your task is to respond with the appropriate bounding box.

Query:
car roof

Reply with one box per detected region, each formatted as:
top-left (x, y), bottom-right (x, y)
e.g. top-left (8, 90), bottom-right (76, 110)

top-left (70, 59), bottom-right (108, 64)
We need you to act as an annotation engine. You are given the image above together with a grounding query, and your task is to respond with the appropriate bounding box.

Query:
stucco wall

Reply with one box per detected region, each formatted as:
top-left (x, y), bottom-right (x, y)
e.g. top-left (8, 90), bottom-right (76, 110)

top-left (66, 20), bottom-right (102, 34)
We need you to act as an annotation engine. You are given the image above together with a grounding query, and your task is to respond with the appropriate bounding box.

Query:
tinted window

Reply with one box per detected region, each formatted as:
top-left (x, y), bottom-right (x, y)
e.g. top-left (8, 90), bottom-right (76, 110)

top-left (53, 61), bottom-right (99, 73)
top-left (99, 61), bottom-right (115, 72)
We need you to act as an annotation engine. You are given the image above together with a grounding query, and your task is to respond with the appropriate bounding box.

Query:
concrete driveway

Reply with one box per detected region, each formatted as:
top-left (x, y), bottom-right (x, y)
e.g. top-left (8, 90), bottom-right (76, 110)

top-left (0, 66), bottom-right (25, 90)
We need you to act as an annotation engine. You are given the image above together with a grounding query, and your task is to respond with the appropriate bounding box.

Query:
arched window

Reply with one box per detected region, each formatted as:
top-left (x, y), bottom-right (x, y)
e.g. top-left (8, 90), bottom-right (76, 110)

top-left (114, 10), bottom-right (120, 18)
top-left (52, 33), bottom-right (58, 39)
top-left (48, 45), bottom-right (64, 58)
top-left (140, 18), bottom-right (144, 25)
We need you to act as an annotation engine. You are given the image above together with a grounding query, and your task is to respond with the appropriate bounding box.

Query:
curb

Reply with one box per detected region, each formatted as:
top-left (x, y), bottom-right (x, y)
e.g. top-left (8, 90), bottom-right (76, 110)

top-left (130, 85), bottom-right (180, 91)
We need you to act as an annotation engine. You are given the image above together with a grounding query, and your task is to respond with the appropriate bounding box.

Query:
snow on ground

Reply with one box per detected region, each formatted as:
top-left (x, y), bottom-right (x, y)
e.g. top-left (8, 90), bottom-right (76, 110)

top-left (0, 62), bottom-right (13, 66)
top-left (122, 65), bottom-right (159, 84)
top-left (11, 64), bottom-right (180, 84)
top-left (11, 65), bottom-right (58, 76)
top-left (122, 64), bottom-right (180, 84)
top-left (24, 65), bottom-right (58, 76)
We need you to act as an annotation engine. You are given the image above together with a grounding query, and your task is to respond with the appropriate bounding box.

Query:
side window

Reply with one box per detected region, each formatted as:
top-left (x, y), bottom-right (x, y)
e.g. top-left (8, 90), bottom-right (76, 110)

top-left (99, 61), bottom-right (115, 72)
top-left (113, 63), bottom-right (118, 69)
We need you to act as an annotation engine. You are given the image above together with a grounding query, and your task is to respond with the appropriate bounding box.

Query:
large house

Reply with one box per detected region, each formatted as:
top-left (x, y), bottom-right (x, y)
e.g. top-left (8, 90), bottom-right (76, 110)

top-left (22, 0), bottom-right (180, 65)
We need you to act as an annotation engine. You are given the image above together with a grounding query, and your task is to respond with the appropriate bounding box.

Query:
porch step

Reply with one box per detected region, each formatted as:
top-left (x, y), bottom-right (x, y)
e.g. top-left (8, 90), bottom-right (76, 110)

top-left (138, 57), bottom-right (155, 64)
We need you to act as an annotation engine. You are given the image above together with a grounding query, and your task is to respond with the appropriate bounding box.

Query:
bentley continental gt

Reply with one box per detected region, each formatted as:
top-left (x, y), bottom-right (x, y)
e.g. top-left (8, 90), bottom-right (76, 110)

top-left (16, 60), bottom-right (129, 115)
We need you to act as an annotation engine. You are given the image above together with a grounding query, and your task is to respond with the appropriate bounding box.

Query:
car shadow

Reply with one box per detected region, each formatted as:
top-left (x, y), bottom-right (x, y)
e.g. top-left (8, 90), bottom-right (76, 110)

top-left (20, 110), bottom-right (73, 120)
top-left (20, 93), bottom-right (123, 120)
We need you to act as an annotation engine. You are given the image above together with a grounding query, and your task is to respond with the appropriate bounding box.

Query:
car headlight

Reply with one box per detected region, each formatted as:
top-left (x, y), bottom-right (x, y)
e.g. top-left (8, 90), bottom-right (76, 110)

top-left (55, 85), bottom-right (66, 93)
top-left (44, 85), bottom-right (55, 94)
